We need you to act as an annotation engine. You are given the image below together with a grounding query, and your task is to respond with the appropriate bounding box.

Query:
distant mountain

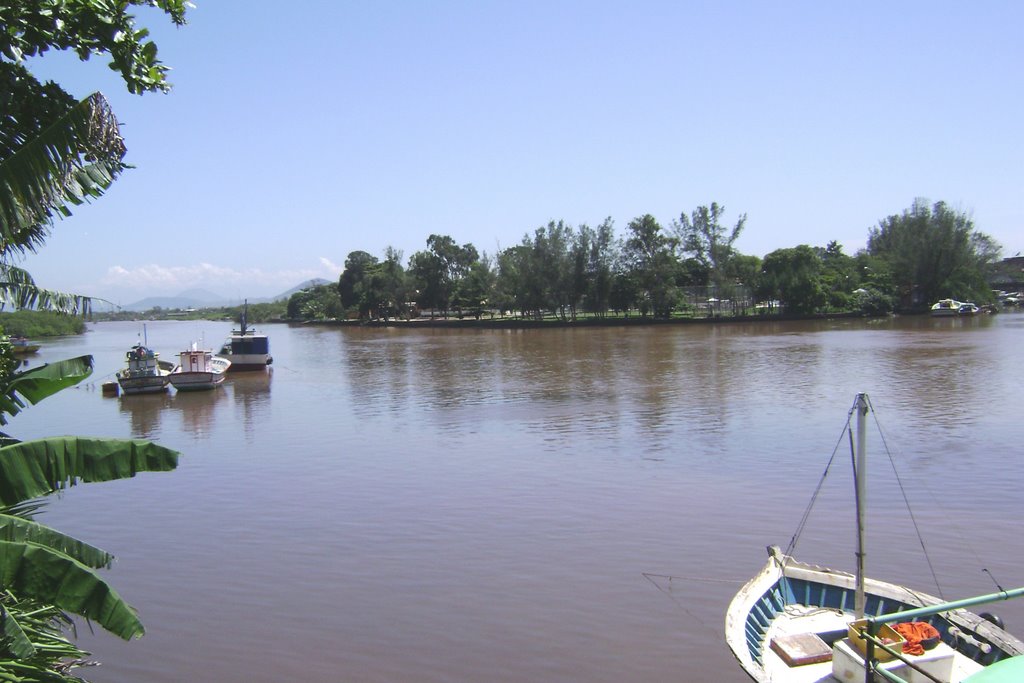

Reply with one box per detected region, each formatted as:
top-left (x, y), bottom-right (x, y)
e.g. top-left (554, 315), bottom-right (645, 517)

top-left (120, 279), bottom-right (333, 311)
top-left (122, 289), bottom-right (226, 311)
top-left (272, 278), bottom-right (332, 301)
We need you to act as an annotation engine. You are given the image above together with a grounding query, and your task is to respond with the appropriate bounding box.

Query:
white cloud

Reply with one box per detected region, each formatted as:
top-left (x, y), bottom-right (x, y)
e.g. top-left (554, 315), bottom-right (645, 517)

top-left (101, 259), bottom-right (341, 296)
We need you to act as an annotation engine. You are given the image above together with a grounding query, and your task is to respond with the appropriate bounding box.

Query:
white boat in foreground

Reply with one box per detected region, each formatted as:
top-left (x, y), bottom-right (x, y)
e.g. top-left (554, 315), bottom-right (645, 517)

top-left (725, 394), bottom-right (1024, 683)
top-left (168, 345), bottom-right (231, 391)
top-left (116, 344), bottom-right (174, 395)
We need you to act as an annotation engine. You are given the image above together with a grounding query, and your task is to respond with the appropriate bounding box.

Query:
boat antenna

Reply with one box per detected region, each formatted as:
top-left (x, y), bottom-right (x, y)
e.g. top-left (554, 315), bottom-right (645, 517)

top-left (240, 299), bottom-right (248, 335)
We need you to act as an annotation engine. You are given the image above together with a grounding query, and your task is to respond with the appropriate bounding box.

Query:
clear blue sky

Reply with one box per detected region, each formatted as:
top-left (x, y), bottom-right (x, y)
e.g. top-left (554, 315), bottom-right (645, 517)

top-left (20, 0), bottom-right (1024, 305)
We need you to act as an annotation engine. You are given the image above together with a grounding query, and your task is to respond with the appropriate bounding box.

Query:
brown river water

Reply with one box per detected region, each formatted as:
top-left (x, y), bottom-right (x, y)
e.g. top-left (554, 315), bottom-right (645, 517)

top-left (12, 313), bottom-right (1024, 682)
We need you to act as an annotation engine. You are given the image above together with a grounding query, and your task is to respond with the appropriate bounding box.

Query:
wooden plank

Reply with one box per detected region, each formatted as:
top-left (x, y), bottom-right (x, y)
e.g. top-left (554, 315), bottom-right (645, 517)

top-left (770, 633), bottom-right (833, 667)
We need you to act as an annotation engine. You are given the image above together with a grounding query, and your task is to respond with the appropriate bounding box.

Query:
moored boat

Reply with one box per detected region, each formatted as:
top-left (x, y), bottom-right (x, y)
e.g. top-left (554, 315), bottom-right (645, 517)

top-left (218, 301), bottom-right (272, 370)
top-left (931, 299), bottom-right (962, 316)
top-left (9, 336), bottom-right (40, 355)
top-left (168, 345), bottom-right (231, 391)
top-left (725, 394), bottom-right (1024, 683)
top-left (117, 343), bottom-right (173, 395)
top-left (958, 302), bottom-right (980, 315)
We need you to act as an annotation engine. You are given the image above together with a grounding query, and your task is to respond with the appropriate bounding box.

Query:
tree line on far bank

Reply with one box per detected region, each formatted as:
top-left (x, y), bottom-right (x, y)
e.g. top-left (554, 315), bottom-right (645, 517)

top-left (288, 199), bottom-right (1006, 322)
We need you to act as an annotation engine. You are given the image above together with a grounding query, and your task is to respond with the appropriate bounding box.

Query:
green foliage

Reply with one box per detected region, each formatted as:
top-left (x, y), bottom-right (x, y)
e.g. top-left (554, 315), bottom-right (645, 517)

top-left (408, 235), bottom-right (480, 317)
top-left (0, 311), bottom-right (85, 338)
top-left (0, 436), bottom-right (178, 668)
top-left (221, 301), bottom-right (286, 324)
top-left (337, 250), bottom-right (379, 315)
top-left (0, 4), bottom-right (188, 678)
top-left (758, 245), bottom-right (827, 315)
top-left (868, 199), bottom-right (1001, 309)
top-left (857, 288), bottom-right (895, 316)
top-left (0, 437), bottom-right (177, 508)
top-left (287, 284), bottom-right (342, 320)
top-left (0, 355), bottom-right (93, 428)
top-left (0, 539), bottom-right (144, 641)
top-left (623, 214), bottom-right (679, 318)
top-left (674, 203), bottom-right (746, 290)
top-left (0, 1), bottom-right (188, 96)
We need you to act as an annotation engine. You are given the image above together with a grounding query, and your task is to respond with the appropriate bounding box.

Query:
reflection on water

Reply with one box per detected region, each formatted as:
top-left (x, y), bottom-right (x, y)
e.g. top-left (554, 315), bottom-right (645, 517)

top-left (117, 392), bottom-right (173, 440)
top-left (230, 369), bottom-right (272, 442)
top-left (16, 315), bottom-right (1024, 683)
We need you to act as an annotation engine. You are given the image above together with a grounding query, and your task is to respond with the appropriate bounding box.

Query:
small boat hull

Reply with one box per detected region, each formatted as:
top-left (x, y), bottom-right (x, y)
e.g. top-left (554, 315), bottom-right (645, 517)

top-left (168, 348), bottom-right (231, 391)
top-left (726, 548), bottom-right (1024, 683)
top-left (117, 345), bottom-right (171, 395)
top-left (117, 375), bottom-right (170, 395)
top-left (168, 372), bottom-right (226, 392)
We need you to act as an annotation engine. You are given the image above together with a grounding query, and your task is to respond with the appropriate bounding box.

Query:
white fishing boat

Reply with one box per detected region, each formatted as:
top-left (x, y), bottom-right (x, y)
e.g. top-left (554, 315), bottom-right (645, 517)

top-left (168, 344), bottom-right (231, 391)
top-left (931, 299), bottom-right (962, 316)
top-left (218, 301), bottom-right (272, 370)
top-left (116, 343), bottom-right (173, 395)
top-left (725, 393), bottom-right (1024, 683)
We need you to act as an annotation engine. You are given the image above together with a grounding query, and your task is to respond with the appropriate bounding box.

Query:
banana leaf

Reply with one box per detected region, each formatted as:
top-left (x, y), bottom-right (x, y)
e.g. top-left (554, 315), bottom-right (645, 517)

top-left (0, 540), bottom-right (143, 640)
top-left (0, 437), bottom-right (179, 508)
top-left (0, 356), bottom-right (93, 426)
top-left (0, 601), bottom-right (36, 659)
top-left (0, 514), bottom-right (112, 569)
top-left (0, 265), bottom-right (92, 316)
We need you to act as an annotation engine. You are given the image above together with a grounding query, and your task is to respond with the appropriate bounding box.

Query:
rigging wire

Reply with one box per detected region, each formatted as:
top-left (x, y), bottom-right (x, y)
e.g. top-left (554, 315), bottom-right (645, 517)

top-left (783, 399), bottom-right (858, 560)
top-left (868, 397), bottom-right (946, 602)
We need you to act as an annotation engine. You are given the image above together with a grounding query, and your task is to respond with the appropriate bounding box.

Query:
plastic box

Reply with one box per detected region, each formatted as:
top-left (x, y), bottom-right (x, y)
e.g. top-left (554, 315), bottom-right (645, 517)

top-left (847, 620), bottom-right (905, 661)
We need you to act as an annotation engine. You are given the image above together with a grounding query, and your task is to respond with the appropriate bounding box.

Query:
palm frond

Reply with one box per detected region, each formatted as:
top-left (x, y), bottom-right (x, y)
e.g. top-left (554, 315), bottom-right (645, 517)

top-left (0, 436), bottom-right (179, 508)
top-left (0, 92), bottom-right (126, 255)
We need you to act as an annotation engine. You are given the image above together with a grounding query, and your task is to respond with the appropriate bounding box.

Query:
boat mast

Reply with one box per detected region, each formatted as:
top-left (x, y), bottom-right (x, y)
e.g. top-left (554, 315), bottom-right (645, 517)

top-left (854, 392), bottom-right (869, 618)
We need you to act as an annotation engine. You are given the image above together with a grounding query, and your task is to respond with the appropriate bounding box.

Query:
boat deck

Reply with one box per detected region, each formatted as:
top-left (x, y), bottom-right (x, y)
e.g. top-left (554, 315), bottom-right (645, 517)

top-left (763, 605), bottom-right (985, 682)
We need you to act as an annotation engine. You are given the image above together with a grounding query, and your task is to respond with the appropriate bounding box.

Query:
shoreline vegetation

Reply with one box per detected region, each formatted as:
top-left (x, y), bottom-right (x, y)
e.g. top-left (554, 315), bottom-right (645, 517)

top-left (0, 310), bottom-right (87, 338)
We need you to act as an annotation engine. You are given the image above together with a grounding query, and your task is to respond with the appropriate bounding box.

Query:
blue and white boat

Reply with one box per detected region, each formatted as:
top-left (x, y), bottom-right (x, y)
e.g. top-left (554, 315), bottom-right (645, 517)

top-left (218, 301), bottom-right (272, 371)
top-left (725, 394), bottom-right (1024, 683)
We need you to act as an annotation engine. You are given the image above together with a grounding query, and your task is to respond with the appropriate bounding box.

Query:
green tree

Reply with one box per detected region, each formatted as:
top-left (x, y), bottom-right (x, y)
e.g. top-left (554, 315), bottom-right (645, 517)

top-left (1, 2), bottom-right (187, 309)
top-left (287, 284), bottom-right (342, 320)
top-left (493, 245), bottom-right (535, 317)
top-left (758, 245), bottom-right (826, 316)
top-left (623, 214), bottom-right (679, 318)
top-left (408, 235), bottom-right (479, 317)
top-left (867, 200), bottom-right (1001, 309)
top-left (579, 219), bottom-right (616, 316)
top-left (364, 247), bottom-right (407, 320)
top-left (674, 203), bottom-right (746, 294)
top-left (337, 250), bottom-right (379, 315)
top-left (454, 256), bottom-right (495, 318)
top-left (818, 241), bottom-right (859, 311)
